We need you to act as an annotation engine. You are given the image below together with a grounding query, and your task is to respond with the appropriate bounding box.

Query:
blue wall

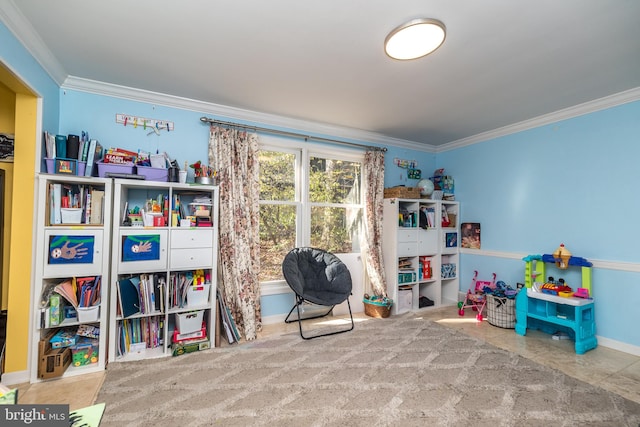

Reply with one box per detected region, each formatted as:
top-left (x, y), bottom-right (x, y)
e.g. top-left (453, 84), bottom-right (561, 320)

top-left (439, 101), bottom-right (640, 348)
top-left (57, 88), bottom-right (435, 321)
top-left (58, 89), bottom-right (434, 184)
top-left (0, 20), bottom-right (60, 136)
top-left (58, 90), bottom-right (211, 178)
top-left (382, 146), bottom-right (435, 188)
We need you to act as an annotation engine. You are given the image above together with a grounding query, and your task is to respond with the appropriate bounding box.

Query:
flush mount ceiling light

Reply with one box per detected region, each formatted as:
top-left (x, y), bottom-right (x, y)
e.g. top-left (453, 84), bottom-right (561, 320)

top-left (384, 18), bottom-right (446, 60)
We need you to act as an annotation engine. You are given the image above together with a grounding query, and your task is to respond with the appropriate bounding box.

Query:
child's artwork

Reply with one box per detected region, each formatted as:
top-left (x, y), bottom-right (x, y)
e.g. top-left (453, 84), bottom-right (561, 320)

top-left (461, 223), bottom-right (481, 249)
top-left (48, 235), bottom-right (94, 265)
top-left (445, 232), bottom-right (458, 248)
top-left (122, 234), bottom-right (161, 262)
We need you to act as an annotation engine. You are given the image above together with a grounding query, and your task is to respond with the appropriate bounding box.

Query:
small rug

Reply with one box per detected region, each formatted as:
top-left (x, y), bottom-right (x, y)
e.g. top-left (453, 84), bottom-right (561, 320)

top-left (97, 316), bottom-right (640, 426)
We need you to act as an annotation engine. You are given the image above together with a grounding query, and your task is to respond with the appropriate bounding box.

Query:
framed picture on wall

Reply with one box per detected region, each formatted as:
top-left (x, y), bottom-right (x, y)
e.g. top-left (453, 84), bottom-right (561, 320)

top-left (0, 133), bottom-right (14, 162)
top-left (461, 222), bottom-right (481, 249)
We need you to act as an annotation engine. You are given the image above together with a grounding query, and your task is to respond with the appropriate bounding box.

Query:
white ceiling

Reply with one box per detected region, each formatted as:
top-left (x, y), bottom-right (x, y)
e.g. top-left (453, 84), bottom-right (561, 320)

top-left (3, 0), bottom-right (640, 148)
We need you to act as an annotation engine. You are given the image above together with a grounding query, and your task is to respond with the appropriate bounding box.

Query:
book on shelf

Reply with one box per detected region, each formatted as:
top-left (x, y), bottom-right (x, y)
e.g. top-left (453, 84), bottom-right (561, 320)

top-left (217, 288), bottom-right (239, 344)
top-left (50, 183), bottom-right (62, 224)
top-left (84, 140), bottom-right (103, 177)
top-left (117, 278), bottom-right (140, 318)
top-left (398, 258), bottom-right (412, 268)
top-left (419, 206), bottom-right (435, 229)
top-left (89, 189), bottom-right (104, 224)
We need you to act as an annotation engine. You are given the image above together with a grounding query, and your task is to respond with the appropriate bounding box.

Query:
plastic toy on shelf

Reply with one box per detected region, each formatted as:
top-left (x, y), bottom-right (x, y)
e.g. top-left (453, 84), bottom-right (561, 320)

top-left (540, 276), bottom-right (572, 296)
top-left (573, 287), bottom-right (591, 298)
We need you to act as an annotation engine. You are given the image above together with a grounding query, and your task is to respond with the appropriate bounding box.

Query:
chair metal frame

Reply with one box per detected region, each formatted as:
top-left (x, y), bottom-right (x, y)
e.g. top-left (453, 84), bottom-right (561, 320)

top-left (284, 294), bottom-right (354, 340)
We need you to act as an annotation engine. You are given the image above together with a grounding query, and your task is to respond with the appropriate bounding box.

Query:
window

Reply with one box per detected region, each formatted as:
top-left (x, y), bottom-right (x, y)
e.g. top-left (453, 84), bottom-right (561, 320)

top-left (259, 141), bottom-right (363, 284)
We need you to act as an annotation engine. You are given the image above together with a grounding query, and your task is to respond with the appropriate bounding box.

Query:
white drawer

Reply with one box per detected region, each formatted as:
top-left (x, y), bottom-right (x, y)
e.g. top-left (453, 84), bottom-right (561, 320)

top-left (397, 229), bottom-right (417, 242)
top-left (170, 247), bottom-right (214, 270)
top-left (397, 242), bottom-right (417, 257)
top-left (43, 229), bottom-right (104, 277)
top-left (418, 229), bottom-right (438, 254)
top-left (171, 229), bottom-right (214, 249)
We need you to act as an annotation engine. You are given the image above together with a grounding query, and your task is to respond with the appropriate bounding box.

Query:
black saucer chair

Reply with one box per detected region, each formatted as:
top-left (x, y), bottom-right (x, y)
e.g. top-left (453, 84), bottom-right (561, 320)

top-left (282, 247), bottom-right (354, 339)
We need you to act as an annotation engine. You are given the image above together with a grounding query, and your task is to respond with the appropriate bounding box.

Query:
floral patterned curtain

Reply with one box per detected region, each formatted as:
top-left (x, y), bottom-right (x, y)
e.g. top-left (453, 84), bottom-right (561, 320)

top-left (362, 149), bottom-right (387, 296)
top-left (209, 126), bottom-right (262, 340)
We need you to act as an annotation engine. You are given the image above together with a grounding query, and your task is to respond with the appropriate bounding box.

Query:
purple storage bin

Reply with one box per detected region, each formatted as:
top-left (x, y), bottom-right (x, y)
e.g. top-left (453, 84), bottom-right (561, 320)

top-left (136, 165), bottom-right (168, 182)
top-left (45, 158), bottom-right (54, 174)
top-left (77, 161), bottom-right (86, 176)
top-left (97, 161), bottom-right (135, 177)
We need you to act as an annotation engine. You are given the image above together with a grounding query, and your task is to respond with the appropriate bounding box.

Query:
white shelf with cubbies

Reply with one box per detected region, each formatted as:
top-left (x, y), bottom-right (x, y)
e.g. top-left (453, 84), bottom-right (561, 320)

top-left (382, 198), bottom-right (460, 314)
top-left (108, 179), bottom-right (219, 363)
top-left (30, 174), bottom-right (112, 382)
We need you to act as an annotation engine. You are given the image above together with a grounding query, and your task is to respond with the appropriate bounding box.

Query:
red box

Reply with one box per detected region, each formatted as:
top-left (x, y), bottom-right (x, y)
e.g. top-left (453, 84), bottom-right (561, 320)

top-left (172, 325), bottom-right (207, 344)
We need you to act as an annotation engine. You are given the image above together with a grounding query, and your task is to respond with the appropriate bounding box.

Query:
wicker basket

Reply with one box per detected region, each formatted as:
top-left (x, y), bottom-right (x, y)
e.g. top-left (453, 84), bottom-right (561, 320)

top-left (363, 297), bottom-right (393, 318)
top-left (384, 186), bottom-right (421, 199)
top-left (486, 294), bottom-right (516, 328)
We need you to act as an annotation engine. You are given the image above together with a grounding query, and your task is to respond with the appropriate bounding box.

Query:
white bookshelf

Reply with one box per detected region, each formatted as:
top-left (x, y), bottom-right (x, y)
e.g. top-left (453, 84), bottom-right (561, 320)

top-left (108, 179), bottom-right (219, 362)
top-left (30, 174), bottom-right (113, 382)
top-left (382, 198), bottom-right (460, 315)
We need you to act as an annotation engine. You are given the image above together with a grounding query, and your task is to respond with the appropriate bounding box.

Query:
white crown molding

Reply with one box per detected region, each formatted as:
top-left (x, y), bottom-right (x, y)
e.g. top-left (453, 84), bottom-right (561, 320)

top-left (0, 0), bottom-right (67, 85)
top-left (460, 248), bottom-right (640, 272)
top-left (61, 74), bottom-right (640, 155)
top-left (438, 87), bottom-right (640, 153)
top-left (62, 76), bottom-right (434, 153)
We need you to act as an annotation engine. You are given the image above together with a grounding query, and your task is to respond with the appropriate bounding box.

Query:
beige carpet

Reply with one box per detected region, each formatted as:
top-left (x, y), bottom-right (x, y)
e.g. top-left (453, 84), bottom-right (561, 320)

top-left (97, 316), bottom-right (640, 426)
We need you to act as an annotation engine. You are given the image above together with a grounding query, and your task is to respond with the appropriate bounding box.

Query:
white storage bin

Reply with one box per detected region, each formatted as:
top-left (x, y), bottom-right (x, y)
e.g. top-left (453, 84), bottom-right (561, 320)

top-left (77, 305), bottom-right (100, 322)
top-left (61, 208), bottom-right (83, 224)
top-left (398, 288), bottom-right (413, 313)
top-left (187, 284), bottom-right (210, 307)
top-left (175, 310), bottom-right (204, 334)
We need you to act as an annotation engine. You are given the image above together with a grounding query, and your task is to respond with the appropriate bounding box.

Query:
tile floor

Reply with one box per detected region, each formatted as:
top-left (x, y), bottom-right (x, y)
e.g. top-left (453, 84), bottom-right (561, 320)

top-left (9, 306), bottom-right (640, 411)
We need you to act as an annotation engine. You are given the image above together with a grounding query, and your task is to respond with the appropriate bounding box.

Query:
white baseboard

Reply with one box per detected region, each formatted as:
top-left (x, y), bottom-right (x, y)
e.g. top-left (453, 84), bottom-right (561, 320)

top-left (596, 336), bottom-right (640, 357)
top-left (1, 370), bottom-right (29, 386)
top-left (262, 313), bottom-right (289, 326)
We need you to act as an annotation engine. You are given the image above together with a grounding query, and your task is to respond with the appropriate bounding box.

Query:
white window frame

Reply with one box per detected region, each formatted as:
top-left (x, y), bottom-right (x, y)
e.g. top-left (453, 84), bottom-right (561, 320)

top-left (259, 135), bottom-right (364, 294)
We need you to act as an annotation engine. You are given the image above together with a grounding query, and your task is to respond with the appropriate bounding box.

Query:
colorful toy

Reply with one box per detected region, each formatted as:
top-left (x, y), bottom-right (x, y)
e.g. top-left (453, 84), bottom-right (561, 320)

top-left (540, 276), bottom-right (572, 296)
top-left (573, 287), bottom-right (591, 298)
top-left (71, 338), bottom-right (99, 367)
top-left (458, 271), bottom-right (496, 321)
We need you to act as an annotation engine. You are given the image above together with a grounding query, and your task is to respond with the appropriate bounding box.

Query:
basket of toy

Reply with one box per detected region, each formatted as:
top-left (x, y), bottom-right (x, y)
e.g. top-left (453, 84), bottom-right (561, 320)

top-left (485, 294), bottom-right (517, 328)
top-left (363, 294), bottom-right (393, 318)
top-left (384, 186), bottom-right (421, 199)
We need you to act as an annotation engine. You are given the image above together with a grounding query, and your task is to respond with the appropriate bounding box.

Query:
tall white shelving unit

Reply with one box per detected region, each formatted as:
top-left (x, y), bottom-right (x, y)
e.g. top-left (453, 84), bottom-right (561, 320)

top-left (30, 174), bottom-right (113, 382)
top-left (108, 179), bottom-right (219, 362)
top-left (382, 197), bottom-right (460, 315)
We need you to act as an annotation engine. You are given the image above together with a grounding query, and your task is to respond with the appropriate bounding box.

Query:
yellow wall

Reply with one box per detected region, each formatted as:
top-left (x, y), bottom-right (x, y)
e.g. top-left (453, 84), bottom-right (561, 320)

top-left (0, 80), bottom-right (15, 311)
top-left (0, 64), bottom-right (37, 375)
top-left (4, 93), bottom-right (36, 374)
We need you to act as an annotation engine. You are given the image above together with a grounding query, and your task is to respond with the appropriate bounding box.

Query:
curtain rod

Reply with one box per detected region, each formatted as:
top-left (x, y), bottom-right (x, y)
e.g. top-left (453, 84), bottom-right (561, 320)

top-left (200, 117), bottom-right (387, 152)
